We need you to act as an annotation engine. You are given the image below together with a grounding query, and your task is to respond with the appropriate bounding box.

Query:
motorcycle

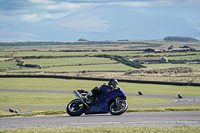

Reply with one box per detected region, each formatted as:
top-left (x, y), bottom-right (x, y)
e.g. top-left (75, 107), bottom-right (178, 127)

top-left (66, 87), bottom-right (128, 116)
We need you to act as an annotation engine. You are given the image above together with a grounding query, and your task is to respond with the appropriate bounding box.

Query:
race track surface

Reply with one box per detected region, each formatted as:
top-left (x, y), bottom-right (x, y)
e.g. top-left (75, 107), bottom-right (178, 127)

top-left (0, 111), bottom-right (200, 129)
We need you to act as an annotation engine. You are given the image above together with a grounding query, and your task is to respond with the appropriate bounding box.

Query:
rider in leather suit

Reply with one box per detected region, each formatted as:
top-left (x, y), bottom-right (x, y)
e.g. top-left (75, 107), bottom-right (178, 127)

top-left (85, 78), bottom-right (119, 103)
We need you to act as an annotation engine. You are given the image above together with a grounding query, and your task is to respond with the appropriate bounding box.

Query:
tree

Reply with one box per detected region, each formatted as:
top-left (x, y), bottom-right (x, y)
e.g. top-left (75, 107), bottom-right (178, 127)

top-left (78, 38), bottom-right (88, 41)
top-left (164, 36), bottom-right (199, 42)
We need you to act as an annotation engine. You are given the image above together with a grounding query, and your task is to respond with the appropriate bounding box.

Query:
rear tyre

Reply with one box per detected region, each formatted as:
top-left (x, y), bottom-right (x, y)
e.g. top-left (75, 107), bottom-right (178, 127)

top-left (67, 99), bottom-right (86, 116)
top-left (109, 99), bottom-right (128, 115)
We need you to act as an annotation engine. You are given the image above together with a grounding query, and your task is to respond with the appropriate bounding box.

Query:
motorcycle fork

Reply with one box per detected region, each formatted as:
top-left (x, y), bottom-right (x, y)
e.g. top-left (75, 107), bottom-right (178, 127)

top-left (114, 98), bottom-right (120, 107)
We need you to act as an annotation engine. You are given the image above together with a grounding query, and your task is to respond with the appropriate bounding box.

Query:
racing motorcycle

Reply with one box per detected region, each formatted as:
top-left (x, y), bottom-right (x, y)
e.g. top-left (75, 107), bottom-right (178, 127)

top-left (66, 87), bottom-right (128, 116)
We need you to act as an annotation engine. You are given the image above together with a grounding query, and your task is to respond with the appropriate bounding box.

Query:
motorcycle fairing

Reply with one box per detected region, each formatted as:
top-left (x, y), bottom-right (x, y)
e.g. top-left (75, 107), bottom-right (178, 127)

top-left (84, 87), bottom-right (126, 114)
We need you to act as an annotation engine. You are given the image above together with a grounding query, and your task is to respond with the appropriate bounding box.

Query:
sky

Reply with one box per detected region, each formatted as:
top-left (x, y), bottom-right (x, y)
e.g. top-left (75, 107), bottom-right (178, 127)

top-left (0, 0), bottom-right (200, 26)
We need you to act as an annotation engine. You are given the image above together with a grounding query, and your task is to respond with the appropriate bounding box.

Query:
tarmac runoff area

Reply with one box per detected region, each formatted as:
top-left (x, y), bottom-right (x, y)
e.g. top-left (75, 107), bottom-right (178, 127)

top-left (0, 89), bottom-right (200, 109)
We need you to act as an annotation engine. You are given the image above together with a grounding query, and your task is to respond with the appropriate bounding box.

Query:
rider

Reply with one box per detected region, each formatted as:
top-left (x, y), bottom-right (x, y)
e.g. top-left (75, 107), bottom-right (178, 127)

top-left (84, 78), bottom-right (119, 104)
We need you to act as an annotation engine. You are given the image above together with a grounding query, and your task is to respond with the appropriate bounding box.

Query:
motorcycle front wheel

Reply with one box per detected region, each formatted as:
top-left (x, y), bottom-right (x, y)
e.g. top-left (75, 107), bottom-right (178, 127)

top-left (67, 99), bottom-right (86, 116)
top-left (109, 99), bottom-right (128, 115)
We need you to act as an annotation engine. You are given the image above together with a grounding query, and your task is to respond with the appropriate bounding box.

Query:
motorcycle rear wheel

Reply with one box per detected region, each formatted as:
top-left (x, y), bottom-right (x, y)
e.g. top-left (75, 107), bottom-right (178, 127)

top-left (67, 99), bottom-right (86, 116)
top-left (109, 99), bottom-right (128, 115)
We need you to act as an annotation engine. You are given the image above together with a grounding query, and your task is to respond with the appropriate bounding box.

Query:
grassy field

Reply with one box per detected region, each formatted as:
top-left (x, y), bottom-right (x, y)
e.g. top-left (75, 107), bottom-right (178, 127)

top-left (0, 126), bottom-right (200, 133)
top-left (167, 55), bottom-right (200, 60)
top-left (1, 78), bottom-right (187, 116)
top-left (144, 63), bottom-right (200, 70)
top-left (8, 64), bottom-right (133, 72)
top-left (13, 51), bottom-right (143, 57)
top-left (21, 57), bottom-right (117, 66)
top-left (0, 60), bottom-right (21, 70)
top-left (0, 77), bottom-right (199, 120)
top-left (12, 50), bottom-right (200, 59)
top-left (1, 78), bottom-right (200, 95)
top-left (0, 51), bottom-right (14, 57)
top-left (0, 92), bottom-right (73, 106)
top-left (1, 78), bottom-right (200, 96)
top-left (0, 78), bottom-right (199, 115)
top-left (0, 92), bottom-right (174, 107)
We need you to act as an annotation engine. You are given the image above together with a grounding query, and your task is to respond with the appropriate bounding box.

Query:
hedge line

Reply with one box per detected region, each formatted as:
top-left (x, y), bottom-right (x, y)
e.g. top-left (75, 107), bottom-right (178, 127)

top-left (94, 54), bottom-right (146, 69)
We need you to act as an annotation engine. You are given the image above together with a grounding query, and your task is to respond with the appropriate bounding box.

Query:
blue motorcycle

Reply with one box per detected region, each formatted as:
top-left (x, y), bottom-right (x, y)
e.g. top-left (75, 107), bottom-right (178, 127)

top-left (67, 87), bottom-right (128, 116)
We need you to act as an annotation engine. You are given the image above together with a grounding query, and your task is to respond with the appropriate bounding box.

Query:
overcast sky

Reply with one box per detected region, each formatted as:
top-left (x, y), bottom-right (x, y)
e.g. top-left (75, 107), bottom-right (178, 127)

top-left (0, 0), bottom-right (200, 26)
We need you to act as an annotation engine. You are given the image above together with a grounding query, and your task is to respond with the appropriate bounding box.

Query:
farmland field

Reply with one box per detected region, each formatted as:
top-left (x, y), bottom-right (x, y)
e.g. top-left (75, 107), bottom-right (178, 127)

top-left (1, 40), bottom-right (200, 83)
top-left (13, 50), bottom-right (200, 59)
top-left (13, 51), bottom-right (142, 57)
top-left (144, 63), bottom-right (200, 70)
top-left (9, 64), bottom-right (133, 72)
top-left (21, 57), bottom-right (117, 66)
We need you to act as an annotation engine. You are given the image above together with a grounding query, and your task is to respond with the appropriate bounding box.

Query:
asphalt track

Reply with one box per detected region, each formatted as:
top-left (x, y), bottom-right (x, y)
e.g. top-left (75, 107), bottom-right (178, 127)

top-left (0, 89), bottom-right (200, 129)
top-left (0, 111), bottom-right (200, 129)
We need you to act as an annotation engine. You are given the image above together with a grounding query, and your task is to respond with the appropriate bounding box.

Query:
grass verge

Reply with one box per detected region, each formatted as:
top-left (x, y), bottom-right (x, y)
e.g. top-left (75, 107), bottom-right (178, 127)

top-left (0, 104), bottom-right (199, 118)
top-left (126, 104), bottom-right (200, 112)
top-left (0, 126), bottom-right (200, 133)
top-left (0, 110), bottom-right (66, 118)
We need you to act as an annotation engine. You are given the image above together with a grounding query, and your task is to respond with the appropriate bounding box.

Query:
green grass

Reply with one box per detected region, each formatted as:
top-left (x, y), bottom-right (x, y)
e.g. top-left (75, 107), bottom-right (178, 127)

top-left (0, 78), bottom-right (104, 90)
top-left (0, 110), bottom-right (67, 117)
top-left (0, 51), bottom-right (14, 57)
top-left (127, 97), bottom-right (175, 105)
top-left (120, 82), bottom-right (200, 96)
top-left (14, 51), bottom-right (88, 57)
top-left (1, 78), bottom-right (199, 96)
top-left (0, 110), bottom-right (12, 115)
top-left (13, 50), bottom-right (200, 59)
top-left (22, 57), bottom-right (117, 66)
top-left (9, 64), bottom-right (133, 72)
top-left (0, 104), bottom-right (200, 118)
top-left (0, 92), bottom-right (174, 106)
top-left (14, 51), bottom-right (143, 57)
top-left (167, 54), bottom-right (200, 60)
top-left (127, 104), bottom-right (200, 112)
top-left (0, 126), bottom-right (200, 133)
top-left (0, 92), bottom-right (74, 106)
top-left (144, 63), bottom-right (200, 70)
top-left (141, 51), bottom-right (200, 57)
top-left (0, 60), bottom-right (20, 70)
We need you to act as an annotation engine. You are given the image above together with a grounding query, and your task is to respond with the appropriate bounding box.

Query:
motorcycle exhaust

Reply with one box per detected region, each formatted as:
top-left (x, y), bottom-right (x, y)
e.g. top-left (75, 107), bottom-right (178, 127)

top-left (73, 90), bottom-right (90, 108)
top-left (73, 90), bottom-right (81, 99)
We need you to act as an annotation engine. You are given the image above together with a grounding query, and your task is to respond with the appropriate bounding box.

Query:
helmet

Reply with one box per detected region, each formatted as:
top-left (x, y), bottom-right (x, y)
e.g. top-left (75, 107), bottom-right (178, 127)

top-left (108, 78), bottom-right (118, 88)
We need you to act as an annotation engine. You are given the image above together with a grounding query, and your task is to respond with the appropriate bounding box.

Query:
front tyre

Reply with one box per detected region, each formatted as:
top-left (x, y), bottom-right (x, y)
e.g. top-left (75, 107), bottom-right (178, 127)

top-left (109, 99), bottom-right (128, 115)
top-left (67, 99), bottom-right (86, 116)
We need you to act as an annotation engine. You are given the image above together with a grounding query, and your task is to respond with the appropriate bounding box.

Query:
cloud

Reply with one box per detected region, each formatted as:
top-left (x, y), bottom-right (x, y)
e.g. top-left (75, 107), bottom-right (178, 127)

top-left (61, 16), bottom-right (110, 32)
top-left (22, 14), bottom-right (38, 22)
top-left (29, 0), bottom-right (55, 4)
top-left (107, 0), bottom-right (200, 7)
top-left (0, 28), bottom-right (39, 42)
top-left (42, 2), bottom-right (93, 11)
top-left (45, 14), bottom-right (51, 18)
top-left (0, 28), bottom-right (38, 37)
top-left (0, 0), bottom-right (200, 26)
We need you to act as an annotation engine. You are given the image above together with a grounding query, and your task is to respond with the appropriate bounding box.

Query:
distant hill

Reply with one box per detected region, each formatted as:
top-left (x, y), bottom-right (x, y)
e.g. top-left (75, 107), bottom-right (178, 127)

top-left (0, 5), bottom-right (200, 42)
top-left (164, 36), bottom-right (199, 42)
